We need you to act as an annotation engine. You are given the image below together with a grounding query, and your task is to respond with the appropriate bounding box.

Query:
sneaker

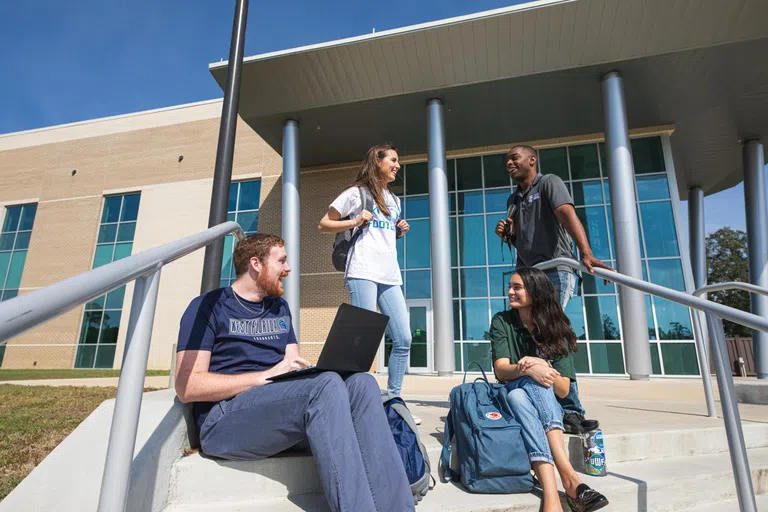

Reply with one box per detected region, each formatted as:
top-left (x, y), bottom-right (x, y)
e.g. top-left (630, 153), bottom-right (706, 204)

top-left (566, 484), bottom-right (609, 512)
top-left (563, 412), bottom-right (585, 435)
top-left (413, 415), bottom-right (422, 426)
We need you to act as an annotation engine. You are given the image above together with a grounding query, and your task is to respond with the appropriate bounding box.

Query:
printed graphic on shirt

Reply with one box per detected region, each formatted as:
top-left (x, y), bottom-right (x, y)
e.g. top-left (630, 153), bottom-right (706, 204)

top-left (370, 200), bottom-right (400, 232)
top-left (229, 316), bottom-right (291, 341)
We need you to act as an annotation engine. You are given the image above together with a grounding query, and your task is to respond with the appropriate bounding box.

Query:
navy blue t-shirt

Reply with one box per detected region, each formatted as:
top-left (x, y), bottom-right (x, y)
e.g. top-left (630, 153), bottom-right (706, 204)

top-left (176, 287), bottom-right (297, 426)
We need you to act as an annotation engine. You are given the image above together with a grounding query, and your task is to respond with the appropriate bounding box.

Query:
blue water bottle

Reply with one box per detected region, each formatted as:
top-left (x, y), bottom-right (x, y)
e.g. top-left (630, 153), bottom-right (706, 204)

top-left (582, 426), bottom-right (607, 476)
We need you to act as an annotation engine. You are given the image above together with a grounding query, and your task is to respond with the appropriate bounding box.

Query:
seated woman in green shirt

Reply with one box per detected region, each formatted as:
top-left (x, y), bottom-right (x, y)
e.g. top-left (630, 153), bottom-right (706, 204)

top-left (489, 267), bottom-right (607, 512)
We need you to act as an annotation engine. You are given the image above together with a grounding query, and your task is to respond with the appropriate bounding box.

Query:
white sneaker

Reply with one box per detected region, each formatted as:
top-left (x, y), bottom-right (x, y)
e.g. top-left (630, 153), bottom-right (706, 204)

top-left (413, 415), bottom-right (422, 426)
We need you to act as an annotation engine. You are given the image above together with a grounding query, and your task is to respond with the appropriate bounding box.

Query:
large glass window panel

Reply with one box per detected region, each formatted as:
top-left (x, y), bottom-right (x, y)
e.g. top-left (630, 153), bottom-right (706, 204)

top-left (0, 234), bottom-right (14, 251)
top-left (456, 157), bottom-right (483, 190)
top-left (457, 191), bottom-right (484, 215)
top-left (575, 207), bottom-right (611, 261)
top-left (102, 196), bottom-right (122, 223)
top-left (19, 205), bottom-right (36, 230)
top-left (405, 195), bottom-right (429, 219)
top-left (4, 251), bottom-right (26, 289)
top-left (85, 295), bottom-right (105, 310)
top-left (406, 270), bottom-right (431, 299)
top-left (2, 208), bottom-right (21, 232)
top-left (646, 295), bottom-right (657, 340)
top-left (461, 299), bottom-right (490, 340)
top-left (79, 311), bottom-right (103, 344)
top-left (569, 144), bottom-right (600, 180)
top-left (237, 211), bottom-right (259, 233)
top-left (94, 345), bottom-right (117, 369)
top-left (661, 343), bottom-right (699, 375)
top-left (654, 298), bottom-right (693, 340)
top-left (585, 296), bottom-right (620, 340)
top-left (452, 269), bottom-right (459, 298)
top-left (113, 243), bottom-right (133, 261)
top-left (14, 232), bottom-right (30, 250)
top-left (93, 245), bottom-right (114, 268)
top-left (453, 300), bottom-right (461, 340)
top-left (105, 286), bottom-right (126, 310)
top-left (640, 201), bottom-right (680, 257)
top-left (460, 268), bottom-right (488, 297)
top-left (603, 181), bottom-right (611, 205)
top-left (486, 215), bottom-right (513, 266)
top-left (98, 224), bottom-right (117, 244)
top-left (631, 137), bottom-right (666, 175)
top-left (483, 154), bottom-right (509, 188)
top-left (573, 343), bottom-right (589, 373)
top-left (391, 170), bottom-right (404, 196)
top-left (405, 162), bottom-right (429, 195)
top-left (565, 296), bottom-right (586, 340)
top-left (117, 222), bottom-right (136, 242)
top-left (98, 311), bottom-right (121, 345)
top-left (589, 343), bottom-right (625, 374)
top-left (463, 343), bottom-right (492, 372)
top-left (75, 346), bottom-right (97, 369)
top-left (488, 266), bottom-right (515, 297)
top-left (238, 180), bottom-right (262, 211)
top-left (0, 253), bottom-right (9, 286)
top-left (491, 298), bottom-right (508, 316)
top-left (221, 235), bottom-right (235, 283)
top-left (485, 188), bottom-right (510, 213)
top-left (396, 236), bottom-right (404, 269)
top-left (450, 217), bottom-right (458, 267)
top-left (572, 180), bottom-right (604, 206)
top-left (650, 343), bottom-right (662, 375)
top-left (455, 342), bottom-right (462, 372)
top-left (409, 306), bottom-right (428, 367)
top-left (458, 216), bottom-right (486, 266)
top-left (1, 289), bottom-right (17, 301)
top-left (447, 160), bottom-right (457, 191)
top-left (636, 175), bottom-right (670, 201)
top-left (582, 261), bottom-right (616, 294)
top-left (121, 194), bottom-right (140, 222)
top-left (228, 182), bottom-right (239, 212)
top-left (648, 258), bottom-right (686, 291)
top-left (406, 219), bottom-right (431, 268)
top-left (448, 192), bottom-right (457, 215)
top-left (538, 147), bottom-right (569, 181)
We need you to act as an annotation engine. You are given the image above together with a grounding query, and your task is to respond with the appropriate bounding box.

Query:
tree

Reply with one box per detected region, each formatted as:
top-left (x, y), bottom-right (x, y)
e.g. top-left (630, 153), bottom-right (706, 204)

top-left (706, 227), bottom-right (751, 337)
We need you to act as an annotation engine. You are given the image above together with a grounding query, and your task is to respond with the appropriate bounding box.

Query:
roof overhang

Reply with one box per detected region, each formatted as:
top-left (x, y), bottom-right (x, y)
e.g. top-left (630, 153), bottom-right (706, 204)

top-left (210, 0), bottom-right (768, 197)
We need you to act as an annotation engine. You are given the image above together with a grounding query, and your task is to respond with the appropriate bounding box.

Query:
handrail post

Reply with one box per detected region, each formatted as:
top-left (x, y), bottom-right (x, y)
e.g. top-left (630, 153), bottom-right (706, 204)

top-left (97, 267), bottom-right (163, 512)
top-left (705, 312), bottom-right (757, 512)
top-left (691, 310), bottom-right (717, 418)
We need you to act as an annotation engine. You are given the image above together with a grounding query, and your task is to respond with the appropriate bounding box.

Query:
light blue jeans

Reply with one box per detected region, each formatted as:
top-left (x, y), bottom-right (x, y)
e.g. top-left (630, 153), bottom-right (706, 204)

top-left (505, 376), bottom-right (564, 465)
top-left (346, 278), bottom-right (411, 398)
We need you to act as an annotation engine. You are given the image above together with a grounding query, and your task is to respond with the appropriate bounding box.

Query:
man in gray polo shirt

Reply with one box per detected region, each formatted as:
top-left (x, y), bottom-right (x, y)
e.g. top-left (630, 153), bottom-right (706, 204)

top-left (494, 144), bottom-right (612, 433)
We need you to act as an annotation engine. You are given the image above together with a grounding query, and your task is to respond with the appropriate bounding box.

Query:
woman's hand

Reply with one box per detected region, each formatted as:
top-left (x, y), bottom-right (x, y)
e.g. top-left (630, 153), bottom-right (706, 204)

top-left (517, 356), bottom-right (549, 371)
top-left (523, 364), bottom-right (560, 388)
top-left (397, 219), bottom-right (410, 235)
top-left (356, 210), bottom-right (373, 227)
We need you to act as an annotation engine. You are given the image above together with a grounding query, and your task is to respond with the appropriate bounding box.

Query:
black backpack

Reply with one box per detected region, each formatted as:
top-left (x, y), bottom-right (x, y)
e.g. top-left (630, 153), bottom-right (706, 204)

top-left (331, 187), bottom-right (375, 271)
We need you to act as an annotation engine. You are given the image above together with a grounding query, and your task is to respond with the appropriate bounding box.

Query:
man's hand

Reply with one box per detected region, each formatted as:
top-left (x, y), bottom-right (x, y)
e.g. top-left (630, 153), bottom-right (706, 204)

top-left (356, 210), bottom-right (374, 227)
top-left (397, 219), bottom-right (410, 235)
top-left (517, 356), bottom-right (549, 372)
top-left (265, 355), bottom-right (311, 380)
top-left (495, 217), bottom-right (514, 239)
top-left (581, 253), bottom-right (615, 274)
top-left (523, 364), bottom-right (560, 388)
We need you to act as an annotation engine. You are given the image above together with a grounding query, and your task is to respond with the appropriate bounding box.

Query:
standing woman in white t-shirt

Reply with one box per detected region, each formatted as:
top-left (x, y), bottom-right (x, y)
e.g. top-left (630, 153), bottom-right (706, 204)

top-left (318, 144), bottom-right (412, 398)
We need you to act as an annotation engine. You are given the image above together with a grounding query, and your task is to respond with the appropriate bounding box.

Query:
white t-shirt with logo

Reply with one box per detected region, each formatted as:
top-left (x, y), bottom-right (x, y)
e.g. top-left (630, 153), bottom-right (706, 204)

top-left (330, 187), bottom-right (402, 285)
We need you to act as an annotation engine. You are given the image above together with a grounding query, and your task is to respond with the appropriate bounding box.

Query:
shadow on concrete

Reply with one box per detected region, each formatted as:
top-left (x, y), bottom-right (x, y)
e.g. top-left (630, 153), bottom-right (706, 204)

top-left (608, 471), bottom-right (649, 512)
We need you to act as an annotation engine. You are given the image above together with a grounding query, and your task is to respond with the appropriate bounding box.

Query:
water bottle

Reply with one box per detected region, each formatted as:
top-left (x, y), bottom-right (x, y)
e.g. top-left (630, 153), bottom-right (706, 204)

top-left (582, 424), bottom-right (607, 477)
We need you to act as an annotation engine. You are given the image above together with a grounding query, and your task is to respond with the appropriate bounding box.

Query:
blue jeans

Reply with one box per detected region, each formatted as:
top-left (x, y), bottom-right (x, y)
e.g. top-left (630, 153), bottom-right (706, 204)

top-left (505, 376), bottom-right (564, 465)
top-left (346, 278), bottom-right (411, 398)
top-left (543, 270), bottom-right (586, 417)
top-left (199, 372), bottom-right (414, 512)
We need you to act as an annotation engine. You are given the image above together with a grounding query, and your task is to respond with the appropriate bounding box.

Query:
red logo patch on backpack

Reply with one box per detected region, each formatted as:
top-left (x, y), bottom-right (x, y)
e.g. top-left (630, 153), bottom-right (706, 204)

top-left (485, 412), bottom-right (502, 420)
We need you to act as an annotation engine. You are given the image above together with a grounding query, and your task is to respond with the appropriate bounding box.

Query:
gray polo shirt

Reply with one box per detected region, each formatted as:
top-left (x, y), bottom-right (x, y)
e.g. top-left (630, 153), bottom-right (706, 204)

top-left (506, 173), bottom-right (576, 273)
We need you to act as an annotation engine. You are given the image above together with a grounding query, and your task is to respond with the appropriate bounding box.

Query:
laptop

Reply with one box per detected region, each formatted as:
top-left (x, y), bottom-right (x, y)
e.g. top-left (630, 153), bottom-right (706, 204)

top-left (267, 303), bottom-right (389, 382)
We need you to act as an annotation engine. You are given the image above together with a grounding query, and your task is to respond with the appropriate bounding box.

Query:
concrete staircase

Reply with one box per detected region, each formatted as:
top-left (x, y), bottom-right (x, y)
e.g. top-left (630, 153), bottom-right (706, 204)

top-left (162, 422), bottom-right (768, 511)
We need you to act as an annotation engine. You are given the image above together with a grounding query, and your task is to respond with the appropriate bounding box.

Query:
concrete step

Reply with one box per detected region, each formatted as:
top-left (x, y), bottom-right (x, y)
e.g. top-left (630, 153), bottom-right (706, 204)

top-left (679, 494), bottom-right (768, 511)
top-left (164, 447), bottom-right (768, 511)
top-left (168, 423), bottom-right (768, 506)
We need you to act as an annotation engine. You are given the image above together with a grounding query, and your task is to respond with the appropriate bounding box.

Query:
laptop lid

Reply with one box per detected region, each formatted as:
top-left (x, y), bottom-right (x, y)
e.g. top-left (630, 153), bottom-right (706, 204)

top-left (316, 303), bottom-right (389, 373)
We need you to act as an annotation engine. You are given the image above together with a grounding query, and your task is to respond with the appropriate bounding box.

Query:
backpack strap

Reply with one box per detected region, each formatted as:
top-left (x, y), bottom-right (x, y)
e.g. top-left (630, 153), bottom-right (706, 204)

top-left (439, 407), bottom-right (457, 483)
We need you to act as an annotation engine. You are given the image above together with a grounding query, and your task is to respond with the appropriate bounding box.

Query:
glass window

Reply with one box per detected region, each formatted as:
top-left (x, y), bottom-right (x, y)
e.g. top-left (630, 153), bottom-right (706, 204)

top-left (76, 194), bottom-right (140, 368)
top-left (4, 251), bottom-right (26, 289)
top-left (573, 343), bottom-right (589, 373)
top-left (1, 204), bottom-right (37, 301)
top-left (565, 296), bottom-right (586, 340)
top-left (456, 191), bottom-right (484, 215)
top-left (450, 217), bottom-right (458, 268)
top-left (582, 262), bottom-right (616, 294)
top-left (463, 343), bottom-right (492, 371)
top-left (640, 201), bottom-right (680, 257)
top-left (227, 182), bottom-right (239, 212)
top-left (456, 157), bottom-right (483, 190)
top-left (406, 162), bottom-right (429, 195)
top-left (488, 266), bottom-right (515, 297)
top-left (485, 188), bottom-right (510, 213)
top-left (646, 295), bottom-right (657, 340)
top-left (406, 219), bottom-right (431, 269)
top-left (491, 298), bottom-right (508, 315)
top-left (636, 175), bottom-right (670, 201)
top-left (603, 180), bottom-right (611, 205)
top-left (406, 270), bottom-right (431, 299)
top-left (2, 207), bottom-right (21, 232)
top-left (648, 258), bottom-right (686, 291)
top-left (650, 343), bottom-right (662, 375)
top-left (585, 296), bottom-right (620, 340)
top-left (486, 215), bottom-right (513, 266)
top-left (483, 154), bottom-right (509, 188)
top-left (572, 180), bottom-right (604, 206)
top-left (0, 234), bottom-right (14, 251)
top-left (405, 195), bottom-right (429, 219)
top-left (221, 180), bottom-right (262, 288)
top-left (237, 211), bottom-right (258, 233)
top-left (575, 207), bottom-right (611, 261)
top-left (453, 300), bottom-right (461, 340)
top-left (538, 147), bottom-right (569, 181)
top-left (631, 137), bottom-right (666, 175)
top-left (238, 180), bottom-right (261, 211)
top-left (661, 343), bottom-right (699, 375)
top-left (458, 216), bottom-right (486, 266)
top-left (569, 144), bottom-right (600, 180)
top-left (654, 298), bottom-right (694, 340)
top-left (461, 299), bottom-right (490, 340)
top-left (391, 169), bottom-right (405, 196)
top-left (19, 205), bottom-right (36, 230)
top-left (589, 343), bottom-right (625, 374)
top-left (460, 268), bottom-right (488, 297)
top-left (454, 341), bottom-right (462, 372)
top-left (452, 269), bottom-right (459, 298)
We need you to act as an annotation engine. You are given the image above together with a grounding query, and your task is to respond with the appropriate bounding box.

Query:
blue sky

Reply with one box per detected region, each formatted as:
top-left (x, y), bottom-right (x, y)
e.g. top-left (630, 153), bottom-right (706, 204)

top-left (1, 0), bottom-right (763, 236)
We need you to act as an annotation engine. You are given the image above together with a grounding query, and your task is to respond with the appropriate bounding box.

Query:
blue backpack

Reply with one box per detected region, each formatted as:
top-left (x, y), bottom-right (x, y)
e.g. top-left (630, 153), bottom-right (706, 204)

top-left (383, 397), bottom-right (433, 504)
top-left (439, 362), bottom-right (535, 494)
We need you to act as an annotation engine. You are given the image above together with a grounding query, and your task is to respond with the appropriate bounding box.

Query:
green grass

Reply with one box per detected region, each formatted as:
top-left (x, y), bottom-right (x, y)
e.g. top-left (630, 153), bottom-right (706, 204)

top-left (0, 385), bottom-right (118, 500)
top-left (0, 369), bottom-right (169, 382)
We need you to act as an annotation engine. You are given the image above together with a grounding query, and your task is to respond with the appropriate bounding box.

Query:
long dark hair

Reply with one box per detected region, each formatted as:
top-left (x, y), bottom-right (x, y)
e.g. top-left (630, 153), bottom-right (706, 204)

top-left (514, 267), bottom-right (578, 359)
top-left (351, 143), bottom-right (397, 217)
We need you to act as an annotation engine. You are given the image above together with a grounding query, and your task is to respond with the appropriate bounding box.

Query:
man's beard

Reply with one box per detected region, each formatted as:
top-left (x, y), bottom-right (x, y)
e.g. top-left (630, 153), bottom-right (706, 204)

top-left (257, 272), bottom-right (286, 297)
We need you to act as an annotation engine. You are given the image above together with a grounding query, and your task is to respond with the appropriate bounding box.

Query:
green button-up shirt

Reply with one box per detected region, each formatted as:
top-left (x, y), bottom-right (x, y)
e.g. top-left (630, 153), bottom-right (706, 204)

top-left (489, 308), bottom-right (577, 384)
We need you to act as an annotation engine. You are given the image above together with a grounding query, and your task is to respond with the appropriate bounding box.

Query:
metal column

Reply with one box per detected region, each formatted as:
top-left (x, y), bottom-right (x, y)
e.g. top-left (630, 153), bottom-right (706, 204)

top-left (282, 119), bottom-right (301, 340)
top-left (427, 99), bottom-right (455, 376)
top-left (742, 141), bottom-right (768, 379)
top-left (200, 0), bottom-right (249, 294)
top-left (688, 187), bottom-right (717, 417)
top-left (601, 71), bottom-right (652, 380)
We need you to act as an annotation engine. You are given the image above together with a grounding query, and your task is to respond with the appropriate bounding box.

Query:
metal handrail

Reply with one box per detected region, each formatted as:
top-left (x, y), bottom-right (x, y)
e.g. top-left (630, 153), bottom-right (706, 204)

top-left (0, 221), bottom-right (244, 512)
top-left (695, 281), bottom-right (768, 298)
top-left (535, 258), bottom-right (760, 512)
